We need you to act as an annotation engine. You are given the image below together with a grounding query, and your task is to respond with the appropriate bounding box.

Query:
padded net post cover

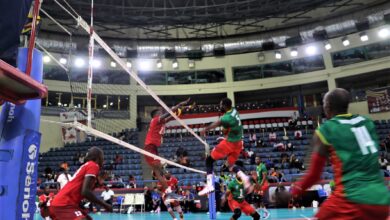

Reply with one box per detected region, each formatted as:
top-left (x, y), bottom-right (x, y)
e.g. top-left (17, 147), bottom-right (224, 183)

top-left (0, 59), bottom-right (47, 105)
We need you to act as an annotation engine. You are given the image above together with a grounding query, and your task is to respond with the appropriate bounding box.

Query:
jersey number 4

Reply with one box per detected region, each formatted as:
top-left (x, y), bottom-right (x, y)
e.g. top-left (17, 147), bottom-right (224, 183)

top-left (351, 126), bottom-right (378, 155)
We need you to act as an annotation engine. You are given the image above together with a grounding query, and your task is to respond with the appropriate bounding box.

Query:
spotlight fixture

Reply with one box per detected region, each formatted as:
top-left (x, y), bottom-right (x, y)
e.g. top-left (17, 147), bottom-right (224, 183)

top-left (126, 61), bottom-right (132, 68)
top-left (290, 48), bottom-right (298, 57)
top-left (378, 28), bottom-right (390, 38)
top-left (342, 37), bottom-right (350, 46)
top-left (110, 61), bottom-right (117, 68)
top-left (43, 55), bottom-right (51, 63)
top-left (360, 32), bottom-right (369, 42)
top-left (188, 60), bottom-right (195, 69)
top-left (305, 46), bottom-right (317, 55)
top-left (156, 59), bottom-right (163, 69)
top-left (74, 58), bottom-right (85, 67)
top-left (324, 42), bottom-right (332, 50)
top-left (59, 58), bottom-right (67, 64)
top-left (275, 51), bottom-right (282, 59)
top-left (172, 59), bottom-right (178, 69)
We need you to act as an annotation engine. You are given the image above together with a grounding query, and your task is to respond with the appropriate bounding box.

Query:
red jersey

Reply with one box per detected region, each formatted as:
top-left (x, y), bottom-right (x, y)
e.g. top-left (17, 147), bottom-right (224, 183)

top-left (166, 176), bottom-right (178, 190)
top-left (145, 116), bottom-right (165, 147)
top-left (39, 193), bottom-right (54, 206)
top-left (51, 161), bottom-right (100, 207)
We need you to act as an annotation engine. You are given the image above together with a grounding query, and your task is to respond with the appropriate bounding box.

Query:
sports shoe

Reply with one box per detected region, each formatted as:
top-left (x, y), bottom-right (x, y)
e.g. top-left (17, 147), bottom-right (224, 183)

top-left (198, 184), bottom-right (215, 196)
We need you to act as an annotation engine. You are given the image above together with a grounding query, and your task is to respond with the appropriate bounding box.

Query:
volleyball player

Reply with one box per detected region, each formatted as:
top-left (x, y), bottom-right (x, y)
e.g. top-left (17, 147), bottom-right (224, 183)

top-left (199, 98), bottom-right (252, 196)
top-left (221, 173), bottom-right (260, 220)
top-left (49, 147), bottom-right (112, 220)
top-left (163, 191), bottom-right (185, 220)
top-left (254, 156), bottom-right (270, 218)
top-left (144, 98), bottom-right (190, 193)
top-left (285, 88), bottom-right (390, 219)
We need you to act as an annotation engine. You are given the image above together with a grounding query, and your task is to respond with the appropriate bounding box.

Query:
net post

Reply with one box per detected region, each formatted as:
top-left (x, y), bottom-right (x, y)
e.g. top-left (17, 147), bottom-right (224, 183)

top-left (209, 174), bottom-right (217, 220)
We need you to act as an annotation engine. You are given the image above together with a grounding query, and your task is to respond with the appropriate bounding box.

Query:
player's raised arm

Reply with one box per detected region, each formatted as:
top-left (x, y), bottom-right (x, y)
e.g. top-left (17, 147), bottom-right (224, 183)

top-left (160, 98), bottom-right (191, 122)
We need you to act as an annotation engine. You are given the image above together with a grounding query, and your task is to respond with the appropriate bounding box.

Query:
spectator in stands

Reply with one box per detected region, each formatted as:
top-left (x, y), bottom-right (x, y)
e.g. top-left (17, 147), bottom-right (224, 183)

top-left (264, 156), bottom-right (274, 169)
top-left (100, 186), bottom-right (115, 211)
top-left (273, 142), bottom-right (285, 151)
top-left (127, 175), bottom-right (136, 188)
top-left (257, 138), bottom-right (266, 148)
top-left (378, 154), bottom-right (389, 170)
top-left (290, 154), bottom-right (304, 170)
top-left (56, 162), bottom-right (72, 189)
top-left (289, 112), bottom-right (298, 127)
top-left (183, 189), bottom-right (195, 213)
top-left (73, 151), bottom-right (80, 163)
top-left (176, 147), bottom-right (189, 166)
top-left (249, 132), bottom-right (257, 144)
top-left (269, 130), bottom-right (277, 142)
top-left (247, 148), bottom-right (256, 165)
top-left (151, 187), bottom-right (162, 213)
top-left (78, 153), bottom-right (85, 165)
top-left (286, 142), bottom-right (295, 152)
top-left (273, 183), bottom-right (288, 208)
top-left (113, 153), bottom-right (123, 169)
top-left (294, 127), bottom-right (302, 140)
top-left (269, 168), bottom-right (285, 183)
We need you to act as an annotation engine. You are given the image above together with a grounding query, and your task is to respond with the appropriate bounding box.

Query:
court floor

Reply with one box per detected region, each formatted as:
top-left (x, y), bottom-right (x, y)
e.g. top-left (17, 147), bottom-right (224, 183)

top-left (35, 208), bottom-right (318, 219)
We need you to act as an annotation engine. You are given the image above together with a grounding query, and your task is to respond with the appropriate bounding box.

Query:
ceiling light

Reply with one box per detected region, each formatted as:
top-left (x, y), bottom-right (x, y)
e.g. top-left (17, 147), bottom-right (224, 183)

top-left (324, 42), bottom-right (332, 50)
top-left (305, 46), bottom-right (317, 55)
top-left (109, 102), bottom-right (114, 106)
top-left (290, 48), bottom-right (298, 57)
top-left (275, 51), bottom-right (282, 59)
top-left (43, 55), bottom-right (51, 63)
top-left (59, 58), bottom-right (67, 64)
top-left (378, 28), bottom-right (390, 38)
top-left (360, 32), bottom-right (369, 42)
top-left (172, 59), bottom-right (178, 69)
top-left (156, 60), bottom-right (163, 69)
top-left (110, 61), bottom-right (117, 68)
top-left (126, 61), bottom-right (132, 68)
top-left (139, 59), bottom-right (152, 71)
top-left (188, 60), bottom-right (195, 69)
top-left (342, 37), bottom-right (350, 46)
top-left (74, 58), bottom-right (85, 68)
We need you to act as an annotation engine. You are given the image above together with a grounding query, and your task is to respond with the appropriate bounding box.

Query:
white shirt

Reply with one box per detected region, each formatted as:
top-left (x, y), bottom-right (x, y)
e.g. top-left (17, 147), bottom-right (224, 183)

top-left (101, 190), bottom-right (115, 201)
top-left (57, 173), bottom-right (72, 189)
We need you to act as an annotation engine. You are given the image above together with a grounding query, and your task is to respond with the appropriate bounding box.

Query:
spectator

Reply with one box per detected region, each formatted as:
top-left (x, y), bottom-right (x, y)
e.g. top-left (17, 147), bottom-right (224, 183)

top-left (100, 186), bottom-right (115, 210)
top-left (286, 142), bottom-right (295, 152)
top-left (127, 175), bottom-right (136, 188)
top-left (290, 154), bottom-right (304, 170)
top-left (264, 156), bottom-right (274, 169)
top-left (273, 142), bottom-right (285, 151)
top-left (56, 162), bottom-right (72, 189)
top-left (176, 147), bottom-right (189, 166)
top-left (289, 112), bottom-right (298, 127)
top-left (247, 148), bottom-right (256, 165)
top-left (257, 138), bottom-right (265, 148)
top-left (273, 183), bottom-right (288, 208)
top-left (78, 153), bottom-right (85, 165)
top-left (378, 154), bottom-right (388, 170)
top-left (269, 130), bottom-right (277, 142)
top-left (294, 128), bottom-right (302, 140)
top-left (114, 153), bottom-right (123, 169)
top-left (144, 186), bottom-right (153, 211)
top-left (151, 187), bottom-right (161, 213)
top-left (269, 168), bottom-right (285, 183)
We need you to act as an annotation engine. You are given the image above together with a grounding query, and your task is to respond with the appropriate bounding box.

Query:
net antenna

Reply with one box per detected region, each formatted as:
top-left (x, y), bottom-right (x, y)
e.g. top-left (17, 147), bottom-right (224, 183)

top-left (51, 0), bottom-right (210, 150)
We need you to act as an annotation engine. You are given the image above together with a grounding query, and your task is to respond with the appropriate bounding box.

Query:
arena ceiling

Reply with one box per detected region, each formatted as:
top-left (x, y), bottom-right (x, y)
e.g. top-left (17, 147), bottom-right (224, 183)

top-left (41, 0), bottom-right (389, 40)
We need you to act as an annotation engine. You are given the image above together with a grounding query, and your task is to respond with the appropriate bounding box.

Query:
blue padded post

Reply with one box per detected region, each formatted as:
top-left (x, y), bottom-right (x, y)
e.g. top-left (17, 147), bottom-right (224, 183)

top-left (0, 48), bottom-right (43, 220)
top-left (208, 174), bottom-right (216, 220)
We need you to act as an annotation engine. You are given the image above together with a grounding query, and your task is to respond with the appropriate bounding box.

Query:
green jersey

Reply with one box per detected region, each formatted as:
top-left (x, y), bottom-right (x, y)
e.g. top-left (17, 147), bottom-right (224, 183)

top-left (220, 108), bottom-right (243, 142)
top-left (228, 178), bottom-right (245, 202)
top-left (317, 114), bottom-right (390, 206)
top-left (256, 163), bottom-right (268, 184)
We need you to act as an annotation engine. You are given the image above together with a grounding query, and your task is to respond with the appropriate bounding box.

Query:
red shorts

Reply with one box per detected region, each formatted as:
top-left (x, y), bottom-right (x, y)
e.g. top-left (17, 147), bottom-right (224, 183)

top-left (254, 181), bottom-right (269, 195)
top-left (211, 139), bottom-right (243, 166)
top-left (144, 144), bottom-right (160, 166)
top-left (49, 206), bottom-right (92, 220)
top-left (316, 195), bottom-right (389, 220)
top-left (228, 199), bottom-right (256, 216)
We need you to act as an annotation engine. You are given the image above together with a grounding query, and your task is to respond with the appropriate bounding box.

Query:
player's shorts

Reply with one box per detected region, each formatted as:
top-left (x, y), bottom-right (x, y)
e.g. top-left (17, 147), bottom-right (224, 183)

top-left (228, 199), bottom-right (256, 216)
top-left (254, 181), bottom-right (269, 196)
top-left (316, 195), bottom-right (389, 220)
top-left (144, 144), bottom-right (161, 166)
top-left (211, 139), bottom-right (243, 166)
top-left (49, 205), bottom-right (92, 220)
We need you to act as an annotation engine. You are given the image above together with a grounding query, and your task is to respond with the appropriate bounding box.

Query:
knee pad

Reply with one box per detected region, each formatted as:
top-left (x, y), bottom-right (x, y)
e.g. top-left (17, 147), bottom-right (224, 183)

top-left (232, 208), bottom-right (241, 220)
top-left (251, 211), bottom-right (260, 220)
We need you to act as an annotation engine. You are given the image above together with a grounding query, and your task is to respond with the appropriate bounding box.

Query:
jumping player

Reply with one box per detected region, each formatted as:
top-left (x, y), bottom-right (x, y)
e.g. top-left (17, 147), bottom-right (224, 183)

top-left (221, 173), bottom-right (260, 220)
top-left (199, 98), bottom-right (252, 195)
top-left (254, 156), bottom-right (270, 218)
top-left (288, 88), bottom-right (390, 219)
top-left (144, 98), bottom-right (190, 193)
top-left (49, 147), bottom-right (112, 220)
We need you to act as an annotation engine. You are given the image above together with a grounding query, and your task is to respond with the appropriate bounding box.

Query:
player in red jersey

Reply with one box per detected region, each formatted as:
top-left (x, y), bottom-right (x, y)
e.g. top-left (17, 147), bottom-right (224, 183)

top-left (38, 186), bottom-right (55, 220)
top-left (145, 98), bottom-right (190, 193)
top-left (49, 147), bottom-right (112, 220)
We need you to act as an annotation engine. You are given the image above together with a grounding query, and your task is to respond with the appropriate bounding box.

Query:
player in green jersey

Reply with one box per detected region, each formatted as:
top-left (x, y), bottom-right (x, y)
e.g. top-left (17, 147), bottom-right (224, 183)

top-left (222, 174), bottom-right (260, 220)
top-left (253, 157), bottom-right (270, 218)
top-left (287, 88), bottom-right (390, 220)
top-left (198, 98), bottom-right (252, 196)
